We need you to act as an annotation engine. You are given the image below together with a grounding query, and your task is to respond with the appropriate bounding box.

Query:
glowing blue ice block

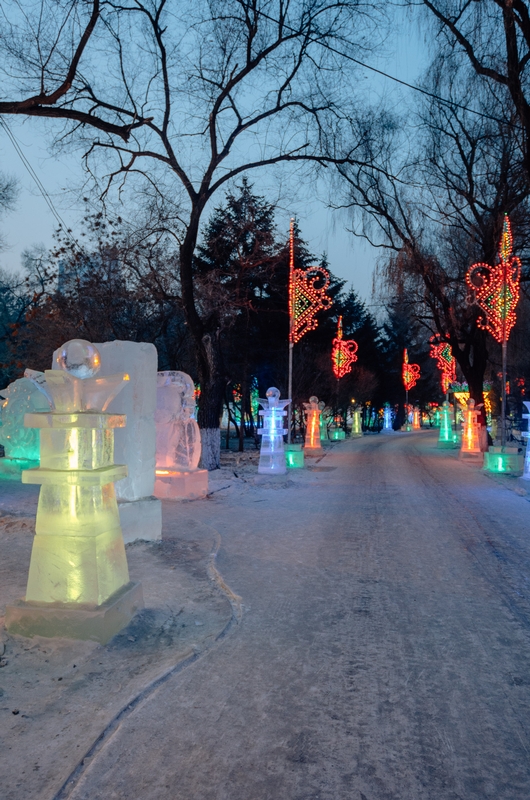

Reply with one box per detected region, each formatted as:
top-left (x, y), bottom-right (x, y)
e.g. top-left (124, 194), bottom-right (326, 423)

top-left (257, 388), bottom-right (290, 475)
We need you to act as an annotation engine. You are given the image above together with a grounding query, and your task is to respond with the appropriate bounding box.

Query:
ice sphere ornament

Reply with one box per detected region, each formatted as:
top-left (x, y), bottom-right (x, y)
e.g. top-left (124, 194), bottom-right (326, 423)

top-left (6, 339), bottom-right (143, 643)
top-left (154, 371), bottom-right (208, 499)
top-left (257, 388), bottom-right (290, 474)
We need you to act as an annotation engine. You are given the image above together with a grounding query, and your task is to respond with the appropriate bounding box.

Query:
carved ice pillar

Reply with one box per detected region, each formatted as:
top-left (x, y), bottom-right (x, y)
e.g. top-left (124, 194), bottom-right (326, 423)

top-left (303, 396), bottom-right (323, 456)
top-left (257, 388), bottom-right (290, 475)
top-left (6, 339), bottom-right (143, 643)
top-left (460, 398), bottom-right (482, 458)
top-left (438, 401), bottom-right (455, 448)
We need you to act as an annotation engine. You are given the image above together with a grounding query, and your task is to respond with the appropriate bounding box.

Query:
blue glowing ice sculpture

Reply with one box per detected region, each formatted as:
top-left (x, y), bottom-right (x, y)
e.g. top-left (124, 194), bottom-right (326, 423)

top-left (382, 403), bottom-right (393, 433)
top-left (257, 387), bottom-right (290, 475)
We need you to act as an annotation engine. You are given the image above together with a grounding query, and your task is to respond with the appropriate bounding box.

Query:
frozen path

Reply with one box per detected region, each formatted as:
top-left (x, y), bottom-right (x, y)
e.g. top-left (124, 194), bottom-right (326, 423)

top-left (67, 432), bottom-right (530, 800)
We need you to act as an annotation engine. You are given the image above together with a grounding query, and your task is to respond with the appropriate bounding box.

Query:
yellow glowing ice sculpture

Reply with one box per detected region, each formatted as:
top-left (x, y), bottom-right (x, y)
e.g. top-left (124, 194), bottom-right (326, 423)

top-left (412, 407), bottom-right (421, 430)
top-left (351, 407), bottom-right (363, 437)
top-left (22, 340), bottom-right (131, 606)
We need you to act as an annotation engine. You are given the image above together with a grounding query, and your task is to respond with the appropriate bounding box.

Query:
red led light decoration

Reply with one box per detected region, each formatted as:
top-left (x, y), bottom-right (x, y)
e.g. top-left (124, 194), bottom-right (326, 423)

top-left (466, 215), bottom-right (521, 344)
top-left (289, 221), bottom-right (332, 344)
top-left (402, 349), bottom-right (420, 391)
top-left (331, 316), bottom-right (358, 379)
top-left (430, 337), bottom-right (456, 394)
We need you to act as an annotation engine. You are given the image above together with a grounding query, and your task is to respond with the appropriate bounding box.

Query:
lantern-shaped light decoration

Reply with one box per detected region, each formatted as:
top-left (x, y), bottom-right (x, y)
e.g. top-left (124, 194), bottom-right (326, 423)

top-left (331, 316), bottom-right (358, 379)
top-left (430, 337), bottom-right (456, 394)
top-left (402, 349), bottom-right (420, 391)
top-left (257, 387), bottom-right (290, 474)
top-left (465, 215), bottom-right (521, 344)
top-left (303, 396), bottom-right (324, 454)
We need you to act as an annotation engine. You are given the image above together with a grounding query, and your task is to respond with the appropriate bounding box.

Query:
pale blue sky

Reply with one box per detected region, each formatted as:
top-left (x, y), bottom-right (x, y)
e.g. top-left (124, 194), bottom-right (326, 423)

top-left (0, 8), bottom-right (427, 306)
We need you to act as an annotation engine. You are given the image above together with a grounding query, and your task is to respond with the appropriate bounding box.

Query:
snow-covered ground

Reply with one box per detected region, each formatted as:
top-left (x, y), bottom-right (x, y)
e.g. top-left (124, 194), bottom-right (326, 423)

top-left (2, 432), bottom-right (530, 799)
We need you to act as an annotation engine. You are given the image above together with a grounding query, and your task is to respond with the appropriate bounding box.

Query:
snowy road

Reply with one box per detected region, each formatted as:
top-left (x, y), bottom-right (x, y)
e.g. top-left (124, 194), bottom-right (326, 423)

top-left (67, 432), bottom-right (530, 800)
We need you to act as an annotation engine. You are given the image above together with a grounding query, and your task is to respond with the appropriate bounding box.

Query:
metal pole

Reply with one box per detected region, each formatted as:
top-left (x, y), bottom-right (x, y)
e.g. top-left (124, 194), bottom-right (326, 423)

top-left (501, 337), bottom-right (507, 448)
top-left (287, 341), bottom-right (293, 443)
top-left (287, 218), bottom-right (295, 444)
top-left (501, 255), bottom-right (508, 448)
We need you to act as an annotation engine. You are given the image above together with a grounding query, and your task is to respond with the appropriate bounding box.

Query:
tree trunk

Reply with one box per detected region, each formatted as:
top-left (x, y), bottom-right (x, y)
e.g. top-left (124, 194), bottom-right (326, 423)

top-left (179, 202), bottom-right (225, 471)
top-left (197, 330), bottom-right (225, 470)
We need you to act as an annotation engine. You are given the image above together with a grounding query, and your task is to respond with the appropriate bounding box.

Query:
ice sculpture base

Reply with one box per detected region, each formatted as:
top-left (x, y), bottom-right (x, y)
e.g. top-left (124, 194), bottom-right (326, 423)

top-left (304, 445), bottom-right (324, 457)
top-left (154, 469), bottom-right (208, 500)
top-left (438, 438), bottom-right (458, 449)
top-left (459, 448), bottom-right (483, 460)
top-left (118, 497), bottom-right (162, 544)
top-left (329, 429), bottom-right (346, 441)
top-left (285, 444), bottom-right (305, 469)
top-left (0, 457), bottom-right (39, 481)
top-left (483, 446), bottom-right (523, 475)
top-left (6, 581), bottom-right (144, 644)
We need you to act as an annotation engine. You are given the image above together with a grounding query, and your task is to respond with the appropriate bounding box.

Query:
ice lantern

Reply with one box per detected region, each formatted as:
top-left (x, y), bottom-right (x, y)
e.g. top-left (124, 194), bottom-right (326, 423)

top-left (6, 339), bottom-right (143, 644)
top-left (382, 403), bottom-right (393, 433)
top-left (459, 398), bottom-right (482, 458)
top-left (154, 371), bottom-right (208, 499)
top-left (351, 407), bottom-right (363, 437)
top-left (257, 388), bottom-right (290, 474)
top-left (438, 401), bottom-right (455, 448)
top-left (304, 396), bottom-right (323, 455)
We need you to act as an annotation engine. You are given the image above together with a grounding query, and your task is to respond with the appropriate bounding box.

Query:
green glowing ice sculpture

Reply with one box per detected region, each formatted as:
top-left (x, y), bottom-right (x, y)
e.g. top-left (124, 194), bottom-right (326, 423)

top-left (6, 339), bottom-right (143, 643)
top-left (437, 401), bottom-right (456, 449)
top-left (0, 377), bottom-right (49, 479)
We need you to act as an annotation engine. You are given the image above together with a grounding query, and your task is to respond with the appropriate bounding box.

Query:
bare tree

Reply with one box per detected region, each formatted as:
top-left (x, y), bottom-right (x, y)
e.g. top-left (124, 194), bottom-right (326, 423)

top-left (334, 62), bottom-right (530, 406)
top-left (418, 0), bottom-right (530, 183)
top-left (0, 0), bottom-right (384, 467)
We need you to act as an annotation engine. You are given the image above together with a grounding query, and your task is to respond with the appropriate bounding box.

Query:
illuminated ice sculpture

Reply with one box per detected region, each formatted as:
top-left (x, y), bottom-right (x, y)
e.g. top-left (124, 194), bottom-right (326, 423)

top-left (438, 401), bottom-right (455, 448)
top-left (0, 377), bottom-right (49, 478)
top-left (6, 339), bottom-right (143, 643)
top-left (304, 396), bottom-right (324, 455)
top-left (319, 401), bottom-right (328, 441)
top-left (460, 398), bottom-right (482, 458)
top-left (351, 407), bottom-right (363, 438)
top-left (154, 370), bottom-right (208, 499)
top-left (412, 407), bottom-right (421, 430)
top-left (258, 388), bottom-right (290, 474)
top-left (382, 403), bottom-right (393, 433)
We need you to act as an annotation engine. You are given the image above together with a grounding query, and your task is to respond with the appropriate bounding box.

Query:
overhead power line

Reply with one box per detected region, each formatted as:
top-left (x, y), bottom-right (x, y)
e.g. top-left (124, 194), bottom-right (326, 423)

top-left (259, 10), bottom-right (515, 128)
top-left (0, 117), bottom-right (82, 252)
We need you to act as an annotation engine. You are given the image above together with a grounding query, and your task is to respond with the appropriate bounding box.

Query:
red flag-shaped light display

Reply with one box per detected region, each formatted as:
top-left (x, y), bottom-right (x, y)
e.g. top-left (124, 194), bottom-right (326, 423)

top-left (331, 316), bottom-right (358, 379)
top-left (430, 337), bottom-right (456, 394)
top-left (402, 349), bottom-right (420, 391)
top-left (465, 215), bottom-right (521, 344)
